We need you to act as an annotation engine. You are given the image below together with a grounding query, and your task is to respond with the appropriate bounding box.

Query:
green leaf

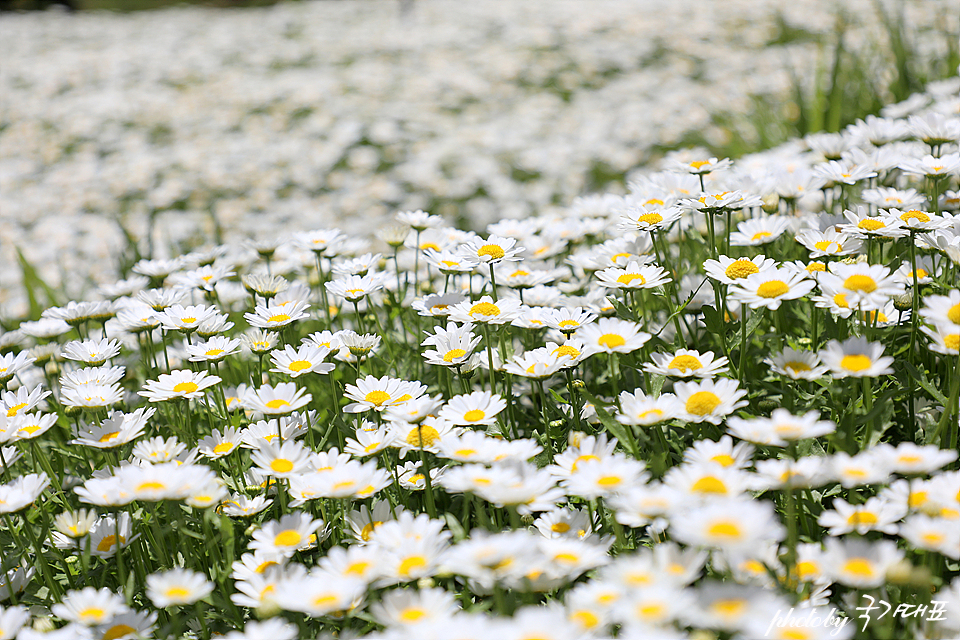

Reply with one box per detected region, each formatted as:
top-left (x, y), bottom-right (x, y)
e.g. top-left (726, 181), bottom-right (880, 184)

top-left (901, 360), bottom-right (949, 407)
top-left (16, 247), bottom-right (60, 319)
top-left (579, 388), bottom-right (638, 457)
top-left (649, 373), bottom-right (666, 397)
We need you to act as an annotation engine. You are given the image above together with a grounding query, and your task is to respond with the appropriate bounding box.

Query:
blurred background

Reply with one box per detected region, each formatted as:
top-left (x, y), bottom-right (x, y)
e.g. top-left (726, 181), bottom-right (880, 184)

top-left (1, 0), bottom-right (958, 319)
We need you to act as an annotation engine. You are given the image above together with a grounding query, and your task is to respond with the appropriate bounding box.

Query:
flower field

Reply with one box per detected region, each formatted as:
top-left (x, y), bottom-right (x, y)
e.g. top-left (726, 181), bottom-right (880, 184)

top-left (1, 1), bottom-right (960, 639)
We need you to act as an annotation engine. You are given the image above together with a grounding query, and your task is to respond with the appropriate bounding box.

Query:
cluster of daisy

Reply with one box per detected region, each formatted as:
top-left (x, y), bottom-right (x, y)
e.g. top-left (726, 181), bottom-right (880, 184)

top-left (2, 35), bottom-right (960, 640)
top-left (2, 0), bottom-right (956, 310)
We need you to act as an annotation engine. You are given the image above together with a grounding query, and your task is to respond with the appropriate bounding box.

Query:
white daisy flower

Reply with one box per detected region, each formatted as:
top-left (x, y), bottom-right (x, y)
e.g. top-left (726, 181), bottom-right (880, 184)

top-left (819, 336), bottom-right (894, 378)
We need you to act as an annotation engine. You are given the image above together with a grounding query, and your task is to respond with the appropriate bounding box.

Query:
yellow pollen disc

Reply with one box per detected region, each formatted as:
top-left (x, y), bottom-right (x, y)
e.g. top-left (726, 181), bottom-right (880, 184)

top-left (478, 244), bottom-right (506, 260)
top-left (711, 600), bottom-right (746, 617)
top-left (596, 475), bottom-right (622, 487)
top-left (470, 302), bottom-right (501, 316)
top-left (571, 611), bottom-right (600, 628)
top-left (431, 304), bottom-right (449, 312)
top-left (638, 409), bottom-right (663, 420)
top-left (408, 473), bottom-right (425, 483)
top-left (690, 160), bottom-right (710, 169)
top-left (743, 560), bottom-right (766, 574)
top-left (332, 480), bottom-right (355, 491)
top-left (358, 389), bottom-right (389, 407)
top-left (847, 511), bottom-right (879, 526)
top-left (844, 275), bottom-right (877, 292)
top-left (572, 454), bottom-right (600, 472)
top-left (611, 252), bottom-right (631, 263)
top-left (842, 558), bottom-right (875, 578)
top-left (597, 333), bottom-right (626, 349)
top-left (180, 317), bottom-right (197, 324)
top-left (711, 454), bottom-right (735, 467)
top-left (781, 630), bottom-right (813, 640)
top-left (212, 442), bottom-right (234, 454)
top-left (795, 560), bottom-right (818, 579)
top-left (833, 293), bottom-right (849, 308)
top-left (398, 556), bottom-right (428, 576)
top-left (645, 198), bottom-right (664, 206)
top-left (270, 459), bottom-right (294, 473)
top-left (394, 394), bottom-right (412, 404)
top-left (901, 210), bottom-right (930, 223)
top-left (750, 231), bottom-right (772, 241)
top-left (554, 345), bottom-right (580, 358)
top-left (922, 532), bottom-right (944, 545)
top-left (345, 561), bottom-right (370, 576)
top-left (814, 240), bottom-right (836, 252)
top-left (97, 534), bottom-right (125, 552)
top-left (668, 354), bottom-right (702, 372)
top-left (406, 425), bottom-right (441, 447)
top-left (944, 334), bottom-right (960, 351)
top-left (363, 442), bottom-right (382, 453)
top-left (103, 625), bottom-right (137, 640)
top-left (685, 391), bottom-right (722, 416)
top-left (204, 349), bottom-right (224, 357)
top-left (274, 530), bottom-right (302, 547)
top-left (691, 476), bottom-right (728, 494)
top-left (98, 431), bottom-right (121, 443)
top-left (463, 409), bottom-right (486, 422)
top-left (360, 521), bottom-right (382, 541)
top-left (551, 522), bottom-right (571, 533)
top-left (708, 521), bottom-right (742, 539)
top-left (785, 361), bottom-right (812, 373)
top-left (312, 595), bottom-right (338, 607)
top-left (345, 288), bottom-right (364, 297)
top-left (638, 603), bottom-right (665, 618)
top-left (858, 218), bottom-right (885, 231)
top-left (840, 354), bottom-right (872, 372)
top-left (400, 609), bottom-right (427, 622)
top-left (510, 270), bottom-right (530, 277)
top-left (137, 481), bottom-right (166, 492)
top-left (173, 381), bottom-right (199, 394)
top-left (913, 269), bottom-right (928, 279)
top-left (165, 587), bottom-right (191, 599)
top-left (637, 212), bottom-right (663, 225)
top-left (616, 273), bottom-right (646, 285)
top-left (443, 348), bottom-right (466, 362)
top-left (267, 314), bottom-right (291, 323)
top-left (558, 319), bottom-right (579, 328)
top-left (909, 491), bottom-right (928, 508)
top-left (757, 280), bottom-right (789, 298)
top-left (265, 399), bottom-right (291, 410)
top-left (454, 449), bottom-right (476, 457)
top-left (555, 552), bottom-right (580, 563)
top-left (725, 260), bottom-right (759, 279)
top-left (288, 359), bottom-right (312, 372)
top-left (805, 262), bottom-right (826, 272)
top-left (421, 242), bottom-right (440, 251)
top-left (948, 303), bottom-right (960, 324)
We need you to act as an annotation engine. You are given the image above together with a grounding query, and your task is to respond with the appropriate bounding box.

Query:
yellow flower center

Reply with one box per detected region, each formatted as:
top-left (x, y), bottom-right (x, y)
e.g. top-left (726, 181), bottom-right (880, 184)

top-left (572, 454), bottom-right (600, 472)
top-left (685, 391), bottom-right (722, 416)
top-left (6, 402), bottom-right (28, 417)
top-left (312, 594), bottom-right (338, 608)
top-left (948, 303), bottom-right (960, 324)
top-left (545, 348), bottom-right (575, 363)
top-left (463, 409), bottom-right (486, 422)
top-left (645, 198), bottom-right (664, 206)
top-left (270, 459), bottom-right (294, 473)
top-left (165, 587), bottom-right (191, 599)
top-left (840, 354), bottom-right (872, 372)
top-left (180, 317), bottom-right (196, 324)
top-left (103, 624), bottom-right (137, 640)
top-left (944, 334), bottom-right (960, 351)
top-left (900, 210), bottom-right (930, 223)
top-left (814, 240), bottom-right (837, 252)
top-left (597, 333), bottom-right (625, 349)
top-left (98, 431), bottom-right (121, 443)
top-left (97, 534), bottom-right (125, 552)
top-left (364, 390), bottom-right (391, 406)
top-left (785, 361), bottom-right (812, 373)
top-left (360, 521), bottom-right (382, 541)
top-left (406, 425), bottom-right (441, 448)
top-left (213, 442), bottom-right (234, 454)
top-left (782, 630), bottom-right (813, 640)
top-left (616, 273), bottom-right (646, 285)
top-left (922, 532), bottom-right (944, 545)
top-left (710, 454), bottom-right (735, 467)
top-left (843, 275), bottom-right (877, 292)
top-left (711, 599), bottom-right (747, 617)
top-left (400, 608), bottom-right (427, 622)
top-left (454, 448), bottom-right (476, 457)
top-left (551, 522), bottom-right (571, 533)
top-left (834, 293), bottom-right (849, 308)
top-left (690, 160), bottom-right (710, 169)
top-left (750, 231), bottom-right (772, 242)
top-left (205, 349), bottom-right (224, 357)
top-left (795, 560), bottom-right (818, 580)
top-left (805, 262), bottom-right (826, 273)
top-left (857, 218), bottom-right (885, 231)
top-left (596, 475), bottom-right (622, 487)
top-left (470, 302), bottom-right (501, 316)
top-left (173, 381), bottom-right (199, 394)
top-left (558, 319), bottom-right (579, 328)
top-left (691, 476), bottom-right (728, 494)
top-left (571, 610), bottom-right (600, 628)
top-left (478, 244), bottom-right (506, 260)
top-left (668, 354), bottom-right (702, 372)
top-left (707, 521), bottom-right (742, 539)
top-left (757, 280), bottom-right (789, 298)
top-left (265, 399), bottom-right (291, 410)
top-left (274, 530), bottom-right (302, 547)
top-left (137, 481), bottom-right (166, 492)
top-left (288, 359), bottom-right (312, 372)
top-left (847, 511), bottom-right (879, 526)
top-left (398, 555), bottom-right (428, 576)
top-left (443, 348), bottom-right (467, 362)
top-left (637, 212), bottom-right (663, 225)
top-left (842, 558), bottom-right (875, 579)
top-left (724, 260), bottom-right (759, 279)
